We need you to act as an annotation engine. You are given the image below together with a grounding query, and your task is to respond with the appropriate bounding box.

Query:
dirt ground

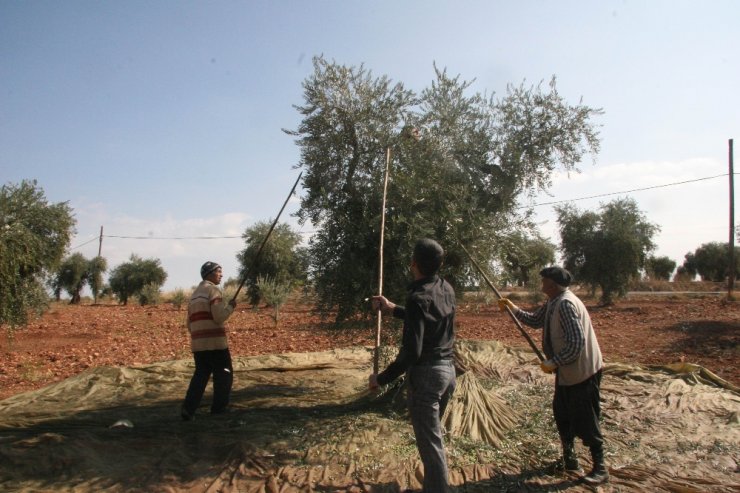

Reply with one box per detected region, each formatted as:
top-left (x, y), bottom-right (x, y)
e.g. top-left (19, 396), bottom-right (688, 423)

top-left (0, 293), bottom-right (738, 492)
top-left (1, 293), bottom-right (738, 401)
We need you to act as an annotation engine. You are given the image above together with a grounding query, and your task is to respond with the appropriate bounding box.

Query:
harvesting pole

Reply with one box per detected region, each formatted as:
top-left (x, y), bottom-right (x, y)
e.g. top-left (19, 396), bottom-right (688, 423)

top-left (459, 243), bottom-right (545, 362)
top-left (373, 147), bottom-right (392, 374)
top-left (231, 172), bottom-right (303, 303)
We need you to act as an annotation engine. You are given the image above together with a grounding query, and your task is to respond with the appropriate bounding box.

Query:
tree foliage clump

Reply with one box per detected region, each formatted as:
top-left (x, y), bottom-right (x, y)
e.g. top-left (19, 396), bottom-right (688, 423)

top-left (500, 232), bottom-right (556, 288)
top-left (0, 180), bottom-right (75, 329)
top-left (557, 198), bottom-right (658, 304)
top-left (287, 56), bottom-right (602, 320)
top-left (682, 242), bottom-right (740, 282)
top-left (52, 253), bottom-right (108, 304)
top-left (236, 221), bottom-right (308, 305)
top-left (108, 255), bottom-right (167, 305)
top-left (645, 255), bottom-right (676, 281)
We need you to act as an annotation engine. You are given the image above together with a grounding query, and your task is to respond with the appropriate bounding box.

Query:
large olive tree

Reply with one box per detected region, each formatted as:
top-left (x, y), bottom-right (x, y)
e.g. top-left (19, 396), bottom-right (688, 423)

top-left (0, 180), bottom-right (75, 330)
top-left (287, 57), bottom-right (602, 320)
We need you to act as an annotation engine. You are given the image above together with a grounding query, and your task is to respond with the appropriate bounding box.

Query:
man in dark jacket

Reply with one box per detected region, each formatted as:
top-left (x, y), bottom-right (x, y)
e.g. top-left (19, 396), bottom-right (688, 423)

top-left (370, 238), bottom-right (456, 493)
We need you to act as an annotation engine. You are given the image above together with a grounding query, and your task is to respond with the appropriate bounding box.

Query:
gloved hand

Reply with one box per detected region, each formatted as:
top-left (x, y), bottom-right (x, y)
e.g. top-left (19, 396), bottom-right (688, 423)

top-left (540, 359), bottom-right (557, 374)
top-left (497, 298), bottom-right (517, 312)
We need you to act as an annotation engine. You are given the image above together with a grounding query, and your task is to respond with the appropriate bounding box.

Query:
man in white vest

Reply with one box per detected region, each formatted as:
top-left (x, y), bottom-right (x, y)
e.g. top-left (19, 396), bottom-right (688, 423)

top-left (498, 267), bottom-right (609, 485)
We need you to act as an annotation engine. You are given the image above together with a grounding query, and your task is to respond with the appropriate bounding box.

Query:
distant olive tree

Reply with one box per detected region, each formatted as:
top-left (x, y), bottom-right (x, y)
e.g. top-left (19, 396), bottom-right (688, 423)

top-left (645, 255), bottom-right (676, 281)
top-left (108, 255), bottom-right (167, 305)
top-left (557, 198), bottom-right (658, 304)
top-left (52, 254), bottom-right (108, 304)
top-left (0, 180), bottom-right (75, 330)
top-left (501, 231), bottom-right (556, 287)
top-left (237, 221), bottom-right (308, 306)
top-left (256, 275), bottom-right (294, 324)
top-left (682, 242), bottom-right (740, 282)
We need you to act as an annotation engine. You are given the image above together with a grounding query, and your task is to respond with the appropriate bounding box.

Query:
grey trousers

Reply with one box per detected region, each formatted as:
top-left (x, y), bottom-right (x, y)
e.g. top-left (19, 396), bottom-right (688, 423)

top-left (406, 361), bottom-right (456, 493)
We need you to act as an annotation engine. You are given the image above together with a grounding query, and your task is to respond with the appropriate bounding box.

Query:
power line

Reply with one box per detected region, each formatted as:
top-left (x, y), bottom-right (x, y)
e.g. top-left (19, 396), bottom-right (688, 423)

top-left (526, 173), bottom-right (729, 209)
top-left (70, 173), bottom-right (730, 250)
top-left (105, 234), bottom-right (242, 240)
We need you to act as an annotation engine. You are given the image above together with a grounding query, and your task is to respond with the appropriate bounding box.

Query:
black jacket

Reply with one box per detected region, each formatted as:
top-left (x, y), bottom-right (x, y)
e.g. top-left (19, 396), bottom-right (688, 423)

top-left (377, 275), bottom-right (456, 385)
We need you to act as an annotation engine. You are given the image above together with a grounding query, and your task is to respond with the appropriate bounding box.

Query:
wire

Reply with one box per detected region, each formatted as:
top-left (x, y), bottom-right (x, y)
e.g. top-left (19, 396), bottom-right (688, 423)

top-left (525, 173), bottom-right (728, 209)
top-left (105, 235), bottom-right (242, 240)
top-left (69, 173), bottom-right (732, 248)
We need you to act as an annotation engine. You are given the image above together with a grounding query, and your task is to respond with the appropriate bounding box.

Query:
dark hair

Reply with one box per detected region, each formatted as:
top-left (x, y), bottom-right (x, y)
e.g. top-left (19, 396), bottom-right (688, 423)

top-left (413, 238), bottom-right (444, 276)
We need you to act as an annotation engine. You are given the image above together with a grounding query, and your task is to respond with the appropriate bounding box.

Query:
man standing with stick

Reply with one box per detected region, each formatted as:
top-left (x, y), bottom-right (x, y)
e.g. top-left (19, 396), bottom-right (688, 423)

top-left (498, 267), bottom-right (609, 485)
top-left (370, 238), bottom-right (456, 493)
top-left (181, 262), bottom-right (236, 420)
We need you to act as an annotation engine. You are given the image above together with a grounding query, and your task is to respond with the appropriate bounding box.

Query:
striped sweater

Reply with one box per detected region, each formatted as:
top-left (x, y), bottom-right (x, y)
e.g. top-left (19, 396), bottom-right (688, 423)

top-left (187, 280), bottom-right (234, 352)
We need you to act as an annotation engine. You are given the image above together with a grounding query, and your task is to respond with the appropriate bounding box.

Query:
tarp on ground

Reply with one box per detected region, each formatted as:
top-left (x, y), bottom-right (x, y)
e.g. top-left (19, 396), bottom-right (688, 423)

top-left (0, 340), bottom-right (738, 492)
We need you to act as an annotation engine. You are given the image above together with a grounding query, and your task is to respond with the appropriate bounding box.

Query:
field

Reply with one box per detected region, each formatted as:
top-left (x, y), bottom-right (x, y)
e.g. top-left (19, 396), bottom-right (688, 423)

top-left (2, 291), bottom-right (738, 400)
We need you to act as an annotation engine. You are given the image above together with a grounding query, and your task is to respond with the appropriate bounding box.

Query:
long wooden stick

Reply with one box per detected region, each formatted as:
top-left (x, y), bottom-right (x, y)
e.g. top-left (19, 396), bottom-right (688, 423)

top-left (373, 147), bottom-right (391, 374)
top-left (231, 172), bottom-right (303, 303)
top-left (459, 243), bottom-right (545, 361)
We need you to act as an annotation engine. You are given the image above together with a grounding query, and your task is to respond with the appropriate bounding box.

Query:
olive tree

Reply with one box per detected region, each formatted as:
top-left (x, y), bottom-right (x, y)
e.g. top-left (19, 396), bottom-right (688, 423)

top-left (645, 255), bottom-right (677, 281)
top-left (236, 221), bottom-right (308, 305)
top-left (108, 254), bottom-right (167, 305)
top-left (0, 180), bottom-right (75, 329)
top-left (557, 198), bottom-right (658, 304)
top-left (500, 231), bottom-right (557, 287)
top-left (682, 242), bottom-right (740, 282)
top-left (287, 56), bottom-right (602, 320)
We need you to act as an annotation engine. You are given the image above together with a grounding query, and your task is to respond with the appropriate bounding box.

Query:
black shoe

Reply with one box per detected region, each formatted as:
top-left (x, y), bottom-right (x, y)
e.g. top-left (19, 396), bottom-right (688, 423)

top-left (583, 467), bottom-right (609, 485)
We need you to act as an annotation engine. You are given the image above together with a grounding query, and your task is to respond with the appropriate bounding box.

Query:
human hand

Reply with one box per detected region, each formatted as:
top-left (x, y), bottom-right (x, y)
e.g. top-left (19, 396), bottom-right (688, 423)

top-left (497, 298), bottom-right (516, 312)
top-left (368, 373), bottom-right (379, 390)
top-left (371, 296), bottom-right (395, 313)
top-left (540, 359), bottom-right (557, 374)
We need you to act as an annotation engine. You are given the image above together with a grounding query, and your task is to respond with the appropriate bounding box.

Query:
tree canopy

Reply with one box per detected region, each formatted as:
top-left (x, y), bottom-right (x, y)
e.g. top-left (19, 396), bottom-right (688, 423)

top-left (500, 231), bottom-right (556, 287)
top-left (682, 242), bottom-right (740, 282)
top-left (236, 221), bottom-right (308, 305)
top-left (52, 254), bottom-right (108, 304)
top-left (108, 255), bottom-right (167, 305)
top-left (0, 180), bottom-right (75, 328)
top-left (287, 56), bottom-right (602, 320)
top-left (557, 197), bottom-right (658, 304)
top-left (645, 255), bottom-right (677, 281)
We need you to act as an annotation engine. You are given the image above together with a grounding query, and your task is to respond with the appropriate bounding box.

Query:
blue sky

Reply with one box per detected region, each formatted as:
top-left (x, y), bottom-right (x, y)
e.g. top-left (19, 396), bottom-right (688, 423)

top-left (1, 1), bottom-right (738, 290)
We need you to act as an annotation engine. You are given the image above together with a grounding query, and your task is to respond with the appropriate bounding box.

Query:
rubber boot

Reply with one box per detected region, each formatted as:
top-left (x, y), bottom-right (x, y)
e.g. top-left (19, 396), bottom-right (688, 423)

top-left (584, 445), bottom-right (609, 485)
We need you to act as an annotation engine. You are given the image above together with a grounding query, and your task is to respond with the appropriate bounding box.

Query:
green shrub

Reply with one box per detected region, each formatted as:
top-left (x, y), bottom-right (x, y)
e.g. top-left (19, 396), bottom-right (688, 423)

top-left (138, 283), bottom-right (161, 306)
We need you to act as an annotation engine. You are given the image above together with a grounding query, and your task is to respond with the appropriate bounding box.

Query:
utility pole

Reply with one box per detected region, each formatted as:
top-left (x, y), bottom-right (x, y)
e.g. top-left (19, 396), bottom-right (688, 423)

top-left (98, 225), bottom-right (103, 257)
top-left (95, 226), bottom-right (103, 304)
top-left (729, 139), bottom-right (735, 300)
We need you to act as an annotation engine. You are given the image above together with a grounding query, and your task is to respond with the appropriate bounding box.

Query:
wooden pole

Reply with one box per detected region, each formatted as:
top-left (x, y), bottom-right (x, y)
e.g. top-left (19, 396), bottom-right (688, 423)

top-left (97, 225), bottom-right (103, 257)
top-left (729, 138), bottom-right (735, 299)
top-left (95, 225), bottom-right (103, 304)
top-left (459, 243), bottom-right (546, 361)
top-left (231, 172), bottom-right (303, 302)
top-left (373, 147), bottom-right (391, 374)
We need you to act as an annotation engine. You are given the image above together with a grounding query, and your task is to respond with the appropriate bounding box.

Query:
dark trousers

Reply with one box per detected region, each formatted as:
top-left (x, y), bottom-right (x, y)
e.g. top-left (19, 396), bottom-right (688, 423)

top-left (407, 361), bottom-right (457, 493)
top-left (553, 370), bottom-right (604, 450)
top-left (182, 348), bottom-right (233, 415)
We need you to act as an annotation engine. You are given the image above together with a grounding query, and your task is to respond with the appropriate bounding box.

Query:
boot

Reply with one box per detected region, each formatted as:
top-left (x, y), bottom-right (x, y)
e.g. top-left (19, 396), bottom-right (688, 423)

top-left (563, 441), bottom-right (583, 474)
top-left (584, 445), bottom-right (609, 485)
top-left (546, 441), bottom-right (583, 475)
